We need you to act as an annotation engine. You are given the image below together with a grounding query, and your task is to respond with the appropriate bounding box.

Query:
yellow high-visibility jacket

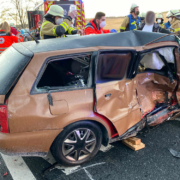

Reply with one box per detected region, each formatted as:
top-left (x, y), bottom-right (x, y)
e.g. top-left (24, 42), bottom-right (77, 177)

top-left (40, 18), bottom-right (77, 39)
top-left (158, 23), bottom-right (165, 28)
top-left (170, 18), bottom-right (180, 34)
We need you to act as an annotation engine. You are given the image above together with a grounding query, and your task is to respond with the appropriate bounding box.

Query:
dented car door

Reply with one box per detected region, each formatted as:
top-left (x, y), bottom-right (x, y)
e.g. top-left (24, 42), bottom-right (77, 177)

top-left (94, 51), bottom-right (142, 136)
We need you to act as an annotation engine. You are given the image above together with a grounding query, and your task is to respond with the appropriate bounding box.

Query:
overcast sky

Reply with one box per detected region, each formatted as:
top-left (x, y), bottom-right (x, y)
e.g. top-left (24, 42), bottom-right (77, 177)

top-left (84, 0), bottom-right (180, 18)
top-left (0, 0), bottom-right (179, 21)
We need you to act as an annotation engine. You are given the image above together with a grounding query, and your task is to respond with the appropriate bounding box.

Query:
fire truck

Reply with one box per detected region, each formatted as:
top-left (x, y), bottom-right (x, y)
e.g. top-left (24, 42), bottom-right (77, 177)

top-left (27, 0), bottom-right (85, 31)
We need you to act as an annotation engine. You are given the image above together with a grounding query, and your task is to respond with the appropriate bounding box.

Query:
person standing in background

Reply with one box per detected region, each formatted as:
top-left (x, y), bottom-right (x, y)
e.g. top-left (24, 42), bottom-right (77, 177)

top-left (120, 4), bottom-right (141, 32)
top-left (9, 23), bottom-right (23, 42)
top-left (156, 13), bottom-right (165, 28)
top-left (138, 11), bottom-right (170, 34)
top-left (9, 23), bottom-right (18, 36)
top-left (168, 10), bottom-right (180, 36)
top-left (0, 21), bottom-right (19, 54)
top-left (35, 21), bottom-right (42, 40)
top-left (164, 12), bottom-right (171, 30)
top-left (139, 12), bottom-right (146, 28)
top-left (85, 12), bottom-right (110, 35)
top-left (40, 5), bottom-right (81, 39)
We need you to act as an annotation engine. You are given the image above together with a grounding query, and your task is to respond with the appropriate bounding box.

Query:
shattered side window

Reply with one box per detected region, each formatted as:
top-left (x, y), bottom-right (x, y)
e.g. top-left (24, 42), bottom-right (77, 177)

top-left (37, 55), bottom-right (91, 90)
top-left (138, 47), bottom-right (175, 74)
top-left (96, 52), bottom-right (131, 83)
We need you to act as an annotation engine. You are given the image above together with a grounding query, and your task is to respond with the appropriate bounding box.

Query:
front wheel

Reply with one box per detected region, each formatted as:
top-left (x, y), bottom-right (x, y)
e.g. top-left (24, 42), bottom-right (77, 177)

top-left (51, 121), bottom-right (102, 166)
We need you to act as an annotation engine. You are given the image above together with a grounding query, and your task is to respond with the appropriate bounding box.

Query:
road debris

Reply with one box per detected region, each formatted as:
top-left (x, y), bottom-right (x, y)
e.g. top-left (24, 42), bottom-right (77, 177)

top-left (169, 148), bottom-right (180, 158)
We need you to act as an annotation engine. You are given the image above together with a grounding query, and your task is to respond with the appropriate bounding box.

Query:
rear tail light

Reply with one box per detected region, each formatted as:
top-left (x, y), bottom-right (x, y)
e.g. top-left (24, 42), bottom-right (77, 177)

top-left (0, 105), bottom-right (9, 133)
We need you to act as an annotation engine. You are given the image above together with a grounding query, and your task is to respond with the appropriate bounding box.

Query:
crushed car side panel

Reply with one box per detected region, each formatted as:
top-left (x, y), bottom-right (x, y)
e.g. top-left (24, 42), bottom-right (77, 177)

top-left (134, 46), bottom-right (180, 127)
top-left (135, 73), bottom-right (177, 115)
top-left (175, 48), bottom-right (180, 105)
top-left (96, 79), bottom-right (142, 136)
top-left (95, 52), bottom-right (143, 136)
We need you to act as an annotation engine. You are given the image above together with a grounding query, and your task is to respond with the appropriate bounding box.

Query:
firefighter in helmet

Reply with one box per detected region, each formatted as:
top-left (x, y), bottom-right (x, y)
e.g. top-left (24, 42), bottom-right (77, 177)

top-left (168, 9), bottom-right (180, 36)
top-left (40, 5), bottom-right (82, 39)
top-left (120, 3), bottom-right (141, 32)
top-left (139, 12), bottom-right (146, 28)
top-left (156, 13), bottom-right (165, 28)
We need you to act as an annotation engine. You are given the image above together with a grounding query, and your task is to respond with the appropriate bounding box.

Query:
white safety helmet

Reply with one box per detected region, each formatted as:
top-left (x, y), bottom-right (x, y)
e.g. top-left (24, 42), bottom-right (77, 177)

top-left (166, 11), bottom-right (171, 18)
top-left (139, 12), bottom-right (146, 18)
top-left (130, 3), bottom-right (139, 13)
top-left (45, 5), bottom-right (64, 17)
top-left (169, 9), bottom-right (180, 17)
top-left (156, 13), bottom-right (163, 19)
top-left (10, 22), bottom-right (16, 27)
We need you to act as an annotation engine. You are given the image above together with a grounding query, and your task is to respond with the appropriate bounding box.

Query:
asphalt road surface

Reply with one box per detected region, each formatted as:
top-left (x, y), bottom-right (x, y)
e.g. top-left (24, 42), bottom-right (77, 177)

top-left (1, 120), bottom-right (180, 180)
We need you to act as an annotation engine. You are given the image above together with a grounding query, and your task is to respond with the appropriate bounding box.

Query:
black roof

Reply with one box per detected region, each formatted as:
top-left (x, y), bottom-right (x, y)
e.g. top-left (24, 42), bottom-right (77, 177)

top-left (12, 31), bottom-right (177, 55)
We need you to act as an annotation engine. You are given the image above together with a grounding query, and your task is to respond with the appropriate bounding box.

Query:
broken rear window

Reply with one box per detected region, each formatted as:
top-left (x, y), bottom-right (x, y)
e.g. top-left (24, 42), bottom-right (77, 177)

top-left (37, 54), bottom-right (91, 90)
top-left (138, 47), bottom-right (176, 76)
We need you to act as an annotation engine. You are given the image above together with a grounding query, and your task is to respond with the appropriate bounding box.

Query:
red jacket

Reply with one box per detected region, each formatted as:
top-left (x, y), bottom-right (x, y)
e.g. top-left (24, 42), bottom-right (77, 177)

top-left (0, 30), bottom-right (19, 54)
top-left (85, 19), bottom-right (110, 35)
top-left (10, 27), bottom-right (19, 36)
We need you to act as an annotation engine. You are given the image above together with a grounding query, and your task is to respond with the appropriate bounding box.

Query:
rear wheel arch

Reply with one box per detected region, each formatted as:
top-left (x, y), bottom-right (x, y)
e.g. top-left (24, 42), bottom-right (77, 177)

top-left (89, 120), bottom-right (109, 146)
top-left (51, 120), bottom-right (109, 148)
top-left (50, 120), bottom-right (103, 166)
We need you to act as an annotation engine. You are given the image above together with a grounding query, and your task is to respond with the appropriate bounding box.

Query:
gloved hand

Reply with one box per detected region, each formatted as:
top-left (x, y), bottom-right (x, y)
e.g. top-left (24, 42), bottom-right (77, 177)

top-left (77, 29), bottom-right (83, 35)
top-left (68, 10), bottom-right (77, 19)
top-left (110, 29), bottom-right (117, 33)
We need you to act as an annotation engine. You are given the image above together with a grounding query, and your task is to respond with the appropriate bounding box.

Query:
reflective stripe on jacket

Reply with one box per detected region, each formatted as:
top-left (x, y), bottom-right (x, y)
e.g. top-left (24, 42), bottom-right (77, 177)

top-left (170, 18), bottom-right (180, 34)
top-left (40, 19), bottom-right (77, 39)
top-left (158, 23), bottom-right (165, 28)
top-left (127, 14), bottom-right (141, 30)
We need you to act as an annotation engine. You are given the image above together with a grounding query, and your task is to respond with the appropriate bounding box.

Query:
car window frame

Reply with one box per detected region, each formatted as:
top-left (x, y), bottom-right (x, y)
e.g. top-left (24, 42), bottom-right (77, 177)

top-left (129, 46), bottom-right (177, 79)
top-left (30, 52), bottom-right (95, 95)
top-left (95, 49), bottom-right (136, 84)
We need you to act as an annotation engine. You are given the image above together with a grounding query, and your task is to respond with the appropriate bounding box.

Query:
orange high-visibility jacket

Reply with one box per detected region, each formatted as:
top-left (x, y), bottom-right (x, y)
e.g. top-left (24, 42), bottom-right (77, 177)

top-left (0, 30), bottom-right (19, 54)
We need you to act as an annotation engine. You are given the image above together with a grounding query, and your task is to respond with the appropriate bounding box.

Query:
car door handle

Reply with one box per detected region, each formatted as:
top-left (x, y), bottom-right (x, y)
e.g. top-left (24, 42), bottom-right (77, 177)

top-left (105, 94), bottom-right (111, 98)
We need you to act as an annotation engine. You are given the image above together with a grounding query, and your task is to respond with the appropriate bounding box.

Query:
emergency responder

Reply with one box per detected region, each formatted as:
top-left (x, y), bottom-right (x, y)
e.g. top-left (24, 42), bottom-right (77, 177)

top-left (40, 5), bottom-right (81, 39)
top-left (139, 12), bottom-right (146, 23)
top-left (9, 23), bottom-right (23, 42)
top-left (120, 3), bottom-right (141, 32)
top-left (0, 21), bottom-right (19, 54)
top-left (168, 10), bottom-right (180, 36)
top-left (139, 12), bottom-right (146, 28)
top-left (164, 11), bottom-right (171, 29)
top-left (138, 11), bottom-right (170, 34)
top-left (156, 13), bottom-right (165, 28)
top-left (85, 12), bottom-right (110, 35)
top-left (10, 23), bottom-right (18, 36)
top-left (35, 21), bottom-right (42, 40)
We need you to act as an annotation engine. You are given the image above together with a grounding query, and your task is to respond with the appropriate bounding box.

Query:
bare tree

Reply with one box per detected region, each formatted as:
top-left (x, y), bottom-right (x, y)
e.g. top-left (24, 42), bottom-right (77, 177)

top-left (0, 0), bottom-right (42, 28)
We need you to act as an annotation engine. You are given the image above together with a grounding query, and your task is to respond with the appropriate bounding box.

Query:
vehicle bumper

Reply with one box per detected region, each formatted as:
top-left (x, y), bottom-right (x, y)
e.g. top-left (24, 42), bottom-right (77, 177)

top-left (0, 129), bottom-right (62, 157)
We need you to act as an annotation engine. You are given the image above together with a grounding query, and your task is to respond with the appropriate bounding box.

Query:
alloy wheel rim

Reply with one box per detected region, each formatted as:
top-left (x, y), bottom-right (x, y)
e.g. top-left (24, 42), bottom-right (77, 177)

top-left (62, 128), bottom-right (96, 161)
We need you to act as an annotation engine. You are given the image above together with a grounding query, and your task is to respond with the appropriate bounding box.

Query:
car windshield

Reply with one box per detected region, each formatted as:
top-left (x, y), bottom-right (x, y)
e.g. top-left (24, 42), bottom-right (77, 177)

top-left (0, 47), bottom-right (32, 95)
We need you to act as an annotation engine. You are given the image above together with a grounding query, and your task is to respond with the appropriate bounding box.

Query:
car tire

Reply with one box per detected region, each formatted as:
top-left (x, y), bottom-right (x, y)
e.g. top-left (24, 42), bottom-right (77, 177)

top-left (51, 121), bottom-right (102, 166)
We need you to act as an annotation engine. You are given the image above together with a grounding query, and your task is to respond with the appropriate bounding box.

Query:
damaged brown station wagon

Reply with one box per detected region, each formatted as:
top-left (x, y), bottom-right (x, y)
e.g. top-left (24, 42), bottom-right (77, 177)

top-left (0, 31), bottom-right (180, 166)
